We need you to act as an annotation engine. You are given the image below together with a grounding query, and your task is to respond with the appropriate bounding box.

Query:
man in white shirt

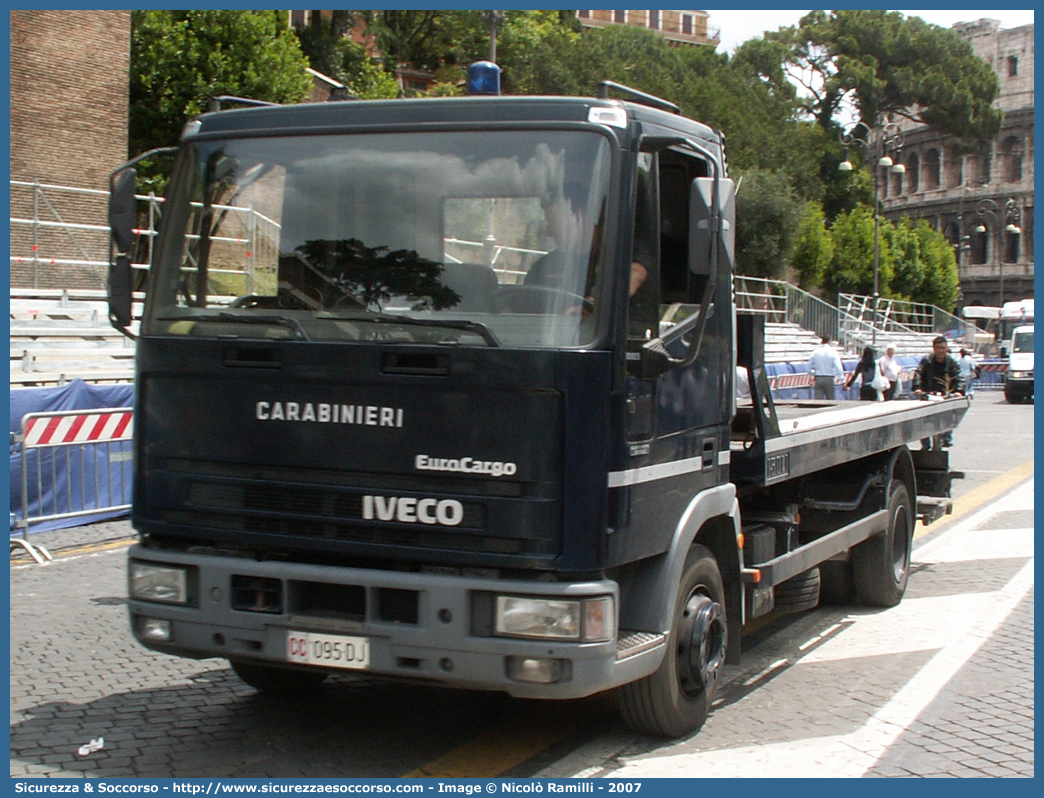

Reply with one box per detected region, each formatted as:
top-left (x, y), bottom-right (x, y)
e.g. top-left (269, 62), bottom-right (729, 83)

top-left (877, 343), bottom-right (902, 400)
top-left (957, 347), bottom-right (979, 397)
top-left (807, 336), bottom-right (844, 400)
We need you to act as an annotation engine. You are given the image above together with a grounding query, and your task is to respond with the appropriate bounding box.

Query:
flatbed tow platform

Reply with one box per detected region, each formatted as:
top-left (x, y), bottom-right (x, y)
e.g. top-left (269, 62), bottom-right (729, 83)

top-left (731, 395), bottom-right (970, 492)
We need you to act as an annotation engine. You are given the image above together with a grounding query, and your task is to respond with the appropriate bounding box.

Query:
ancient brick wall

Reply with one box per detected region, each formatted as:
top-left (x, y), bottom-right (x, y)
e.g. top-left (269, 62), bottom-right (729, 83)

top-left (10, 10), bottom-right (130, 289)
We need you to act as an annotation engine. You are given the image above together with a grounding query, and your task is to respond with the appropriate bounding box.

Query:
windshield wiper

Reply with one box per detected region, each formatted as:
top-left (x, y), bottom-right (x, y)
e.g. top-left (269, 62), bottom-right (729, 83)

top-left (158, 312), bottom-right (310, 341)
top-left (327, 312), bottom-right (500, 347)
top-left (217, 312), bottom-right (310, 340)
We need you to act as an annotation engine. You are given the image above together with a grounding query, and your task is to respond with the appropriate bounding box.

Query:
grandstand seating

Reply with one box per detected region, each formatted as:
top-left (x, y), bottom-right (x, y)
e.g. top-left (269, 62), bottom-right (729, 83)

top-left (10, 289), bottom-right (138, 386)
top-left (7, 289), bottom-right (953, 387)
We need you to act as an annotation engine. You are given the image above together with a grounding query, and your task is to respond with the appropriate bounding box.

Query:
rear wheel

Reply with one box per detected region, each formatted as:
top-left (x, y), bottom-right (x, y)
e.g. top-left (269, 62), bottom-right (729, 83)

top-left (618, 545), bottom-right (727, 738)
top-left (230, 659), bottom-right (328, 694)
top-left (853, 481), bottom-right (913, 607)
top-left (819, 559), bottom-right (857, 605)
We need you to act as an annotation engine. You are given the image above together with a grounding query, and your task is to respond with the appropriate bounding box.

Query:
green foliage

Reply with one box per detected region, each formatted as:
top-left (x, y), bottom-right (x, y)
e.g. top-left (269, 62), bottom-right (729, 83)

top-left (816, 208), bottom-right (957, 309)
top-left (913, 220), bottom-right (959, 311)
top-left (130, 11), bottom-right (311, 145)
top-left (790, 203), bottom-right (835, 289)
top-left (733, 170), bottom-right (803, 279)
top-left (824, 205), bottom-right (893, 297)
top-left (130, 10), bottom-right (311, 191)
top-left (362, 10), bottom-right (486, 74)
top-left (888, 218), bottom-right (924, 300)
top-left (295, 16), bottom-right (398, 100)
top-left (765, 10), bottom-right (1002, 140)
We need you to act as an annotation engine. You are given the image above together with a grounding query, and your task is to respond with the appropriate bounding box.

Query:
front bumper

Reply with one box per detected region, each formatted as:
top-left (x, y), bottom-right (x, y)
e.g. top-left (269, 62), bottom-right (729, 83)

top-left (1005, 376), bottom-right (1034, 399)
top-left (127, 545), bottom-right (659, 699)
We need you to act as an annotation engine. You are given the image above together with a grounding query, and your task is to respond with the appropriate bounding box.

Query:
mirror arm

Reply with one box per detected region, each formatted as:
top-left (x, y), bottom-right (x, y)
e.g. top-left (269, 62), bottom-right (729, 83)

top-left (107, 147), bottom-right (176, 339)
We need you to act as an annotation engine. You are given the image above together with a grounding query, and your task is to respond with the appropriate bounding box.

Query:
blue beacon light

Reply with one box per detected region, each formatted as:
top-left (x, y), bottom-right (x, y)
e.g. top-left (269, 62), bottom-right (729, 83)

top-left (467, 61), bottom-right (501, 96)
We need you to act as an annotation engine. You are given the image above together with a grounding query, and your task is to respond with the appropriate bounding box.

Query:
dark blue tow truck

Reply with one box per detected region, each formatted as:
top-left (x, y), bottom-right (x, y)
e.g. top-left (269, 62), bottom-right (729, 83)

top-left (108, 84), bottom-right (967, 738)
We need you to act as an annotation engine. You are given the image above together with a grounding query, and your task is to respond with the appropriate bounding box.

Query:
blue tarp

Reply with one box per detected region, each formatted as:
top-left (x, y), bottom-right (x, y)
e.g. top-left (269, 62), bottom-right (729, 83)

top-left (10, 379), bottom-right (135, 535)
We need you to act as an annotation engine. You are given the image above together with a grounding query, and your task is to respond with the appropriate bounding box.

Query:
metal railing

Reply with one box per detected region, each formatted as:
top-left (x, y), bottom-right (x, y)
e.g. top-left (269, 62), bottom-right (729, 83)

top-left (11, 179), bottom-right (283, 294)
top-left (13, 408), bottom-right (134, 555)
top-left (838, 294), bottom-right (964, 339)
top-left (733, 276), bottom-right (842, 345)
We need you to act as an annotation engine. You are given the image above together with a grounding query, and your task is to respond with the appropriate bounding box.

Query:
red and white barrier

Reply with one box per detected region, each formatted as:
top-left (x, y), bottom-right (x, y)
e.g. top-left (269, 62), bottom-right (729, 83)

top-left (22, 409), bottom-right (133, 448)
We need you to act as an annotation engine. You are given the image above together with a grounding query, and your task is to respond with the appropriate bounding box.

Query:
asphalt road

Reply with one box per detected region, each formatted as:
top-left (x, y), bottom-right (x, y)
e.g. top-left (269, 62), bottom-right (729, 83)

top-left (9, 390), bottom-right (1033, 778)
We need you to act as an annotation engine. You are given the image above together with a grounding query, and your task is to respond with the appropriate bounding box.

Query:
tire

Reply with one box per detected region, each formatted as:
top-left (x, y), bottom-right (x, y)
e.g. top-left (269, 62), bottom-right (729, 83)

top-left (617, 544), bottom-right (728, 738)
top-left (230, 659), bottom-right (328, 694)
top-left (773, 567), bottom-right (821, 614)
top-left (853, 481), bottom-right (913, 607)
top-left (819, 560), bottom-right (857, 605)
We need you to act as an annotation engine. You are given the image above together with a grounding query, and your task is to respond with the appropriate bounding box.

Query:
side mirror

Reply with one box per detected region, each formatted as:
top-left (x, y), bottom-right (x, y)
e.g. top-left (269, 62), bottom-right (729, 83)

top-left (109, 168), bottom-right (137, 254)
top-left (108, 254), bottom-right (134, 329)
top-left (690, 177), bottom-right (736, 276)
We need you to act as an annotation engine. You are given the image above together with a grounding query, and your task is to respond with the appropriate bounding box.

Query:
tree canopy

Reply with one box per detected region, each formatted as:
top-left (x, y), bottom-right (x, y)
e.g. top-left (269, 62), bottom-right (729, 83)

top-left (125, 10), bottom-right (982, 310)
top-left (757, 10), bottom-right (1002, 141)
top-left (130, 11), bottom-right (312, 162)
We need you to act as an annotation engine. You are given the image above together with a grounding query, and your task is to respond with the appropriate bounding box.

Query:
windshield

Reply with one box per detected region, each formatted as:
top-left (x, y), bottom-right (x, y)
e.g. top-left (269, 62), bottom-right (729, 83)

top-left (145, 130), bottom-right (613, 348)
top-left (1012, 330), bottom-right (1034, 353)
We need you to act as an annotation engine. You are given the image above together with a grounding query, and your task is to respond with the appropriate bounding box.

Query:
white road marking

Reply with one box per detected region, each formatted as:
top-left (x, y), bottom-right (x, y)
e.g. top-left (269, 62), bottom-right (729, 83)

top-left (607, 482), bottom-right (1034, 778)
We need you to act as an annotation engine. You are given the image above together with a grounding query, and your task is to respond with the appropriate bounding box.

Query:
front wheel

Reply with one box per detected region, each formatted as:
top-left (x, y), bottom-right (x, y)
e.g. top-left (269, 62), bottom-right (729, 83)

top-left (617, 544), bottom-right (727, 738)
top-left (853, 480), bottom-right (913, 607)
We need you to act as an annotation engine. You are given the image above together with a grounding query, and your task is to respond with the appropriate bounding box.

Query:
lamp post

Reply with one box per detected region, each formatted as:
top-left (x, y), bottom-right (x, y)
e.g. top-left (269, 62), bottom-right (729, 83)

top-left (839, 121), bottom-right (905, 346)
top-left (974, 198), bottom-right (1021, 305)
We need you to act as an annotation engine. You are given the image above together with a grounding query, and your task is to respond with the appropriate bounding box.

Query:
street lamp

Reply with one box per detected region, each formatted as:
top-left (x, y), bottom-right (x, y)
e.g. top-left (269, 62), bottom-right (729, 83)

top-left (974, 198), bottom-right (1021, 304)
top-left (839, 121), bottom-right (905, 345)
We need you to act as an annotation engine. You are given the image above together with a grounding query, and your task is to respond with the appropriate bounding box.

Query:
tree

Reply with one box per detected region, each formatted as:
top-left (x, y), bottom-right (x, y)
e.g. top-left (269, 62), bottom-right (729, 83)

top-left (824, 205), bottom-right (893, 298)
top-left (790, 203), bottom-right (835, 289)
top-left (887, 217), bottom-right (924, 301)
top-left (763, 10), bottom-right (1002, 141)
top-left (294, 14), bottom-right (398, 99)
top-left (361, 10), bottom-right (487, 76)
top-left (130, 10), bottom-right (311, 184)
top-left (912, 220), bottom-right (959, 311)
top-left (734, 170), bottom-right (803, 279)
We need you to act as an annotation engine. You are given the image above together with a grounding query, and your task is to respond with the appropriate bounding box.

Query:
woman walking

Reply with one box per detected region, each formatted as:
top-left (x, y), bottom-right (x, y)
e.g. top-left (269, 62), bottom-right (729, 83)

top-left (845, 346), bottom-right (880, 400)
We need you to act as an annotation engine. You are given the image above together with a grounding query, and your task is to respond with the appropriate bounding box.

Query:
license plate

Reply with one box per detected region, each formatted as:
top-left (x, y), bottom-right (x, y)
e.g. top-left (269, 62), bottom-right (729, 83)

top-left (286, 630), bottom-right (370, 670)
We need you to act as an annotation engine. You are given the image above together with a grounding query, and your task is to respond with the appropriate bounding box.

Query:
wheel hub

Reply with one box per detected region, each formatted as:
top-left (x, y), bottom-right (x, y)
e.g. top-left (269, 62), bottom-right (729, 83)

top-left (891, 504), bottom-right (910, 581)
top-left (678, 593), bottom-right (727, 696)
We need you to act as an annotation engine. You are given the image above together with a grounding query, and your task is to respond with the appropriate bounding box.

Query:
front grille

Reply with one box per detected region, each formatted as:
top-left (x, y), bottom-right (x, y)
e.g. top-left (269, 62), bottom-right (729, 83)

top-left (152, 459), bottom-right (560, 560)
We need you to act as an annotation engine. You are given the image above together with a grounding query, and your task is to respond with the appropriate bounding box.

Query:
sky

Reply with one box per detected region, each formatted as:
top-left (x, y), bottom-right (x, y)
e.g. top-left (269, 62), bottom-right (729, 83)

top-left (706, 8), bottom-right (1035, 54)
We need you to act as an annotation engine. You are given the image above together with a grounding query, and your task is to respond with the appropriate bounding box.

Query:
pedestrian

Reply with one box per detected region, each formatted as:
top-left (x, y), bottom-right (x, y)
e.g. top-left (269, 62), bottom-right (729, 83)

top-left (914, 336), bottom-right (965, 448)
top-left (877, 343), bottom-right (902, 400)
top-left (807, 335), bottom-right (844, 400)
top-left (845, 346), bottom-right (880, 401)
top-left (957, 347), bottom-right (979, 398)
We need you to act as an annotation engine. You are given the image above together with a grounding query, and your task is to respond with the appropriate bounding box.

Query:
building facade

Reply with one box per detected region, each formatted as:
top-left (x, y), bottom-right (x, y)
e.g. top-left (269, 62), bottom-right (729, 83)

top-left (879, 19), bottom-right (1034, 307)
top-left (575, 10), bottom-right (719, 47)
top-left (9, 10), bottom-right (131, 289)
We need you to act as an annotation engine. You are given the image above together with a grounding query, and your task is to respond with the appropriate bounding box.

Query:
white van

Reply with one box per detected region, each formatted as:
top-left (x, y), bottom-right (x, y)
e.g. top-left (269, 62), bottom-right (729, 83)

top-left (1004, 325), bottom-right (1034, 403)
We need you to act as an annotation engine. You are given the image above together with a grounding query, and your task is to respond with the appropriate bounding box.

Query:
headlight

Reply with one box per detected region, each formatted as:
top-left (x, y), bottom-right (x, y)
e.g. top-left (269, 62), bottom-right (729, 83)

top-left (1009, 371), bottom-right (1031, 379)
top-left (494, 595), bottom-right (615, 642)
top-left (129, 561), bottom-right (190, 605)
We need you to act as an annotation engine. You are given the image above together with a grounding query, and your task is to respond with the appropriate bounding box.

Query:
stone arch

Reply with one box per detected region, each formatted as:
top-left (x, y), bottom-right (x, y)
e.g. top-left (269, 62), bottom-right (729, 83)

top-left (1001, 136), bottom-right (1023, 182)
top-left (923, 149), bottom-right (941, 189)
top-left (905, 152), bottom-right (920, 193)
